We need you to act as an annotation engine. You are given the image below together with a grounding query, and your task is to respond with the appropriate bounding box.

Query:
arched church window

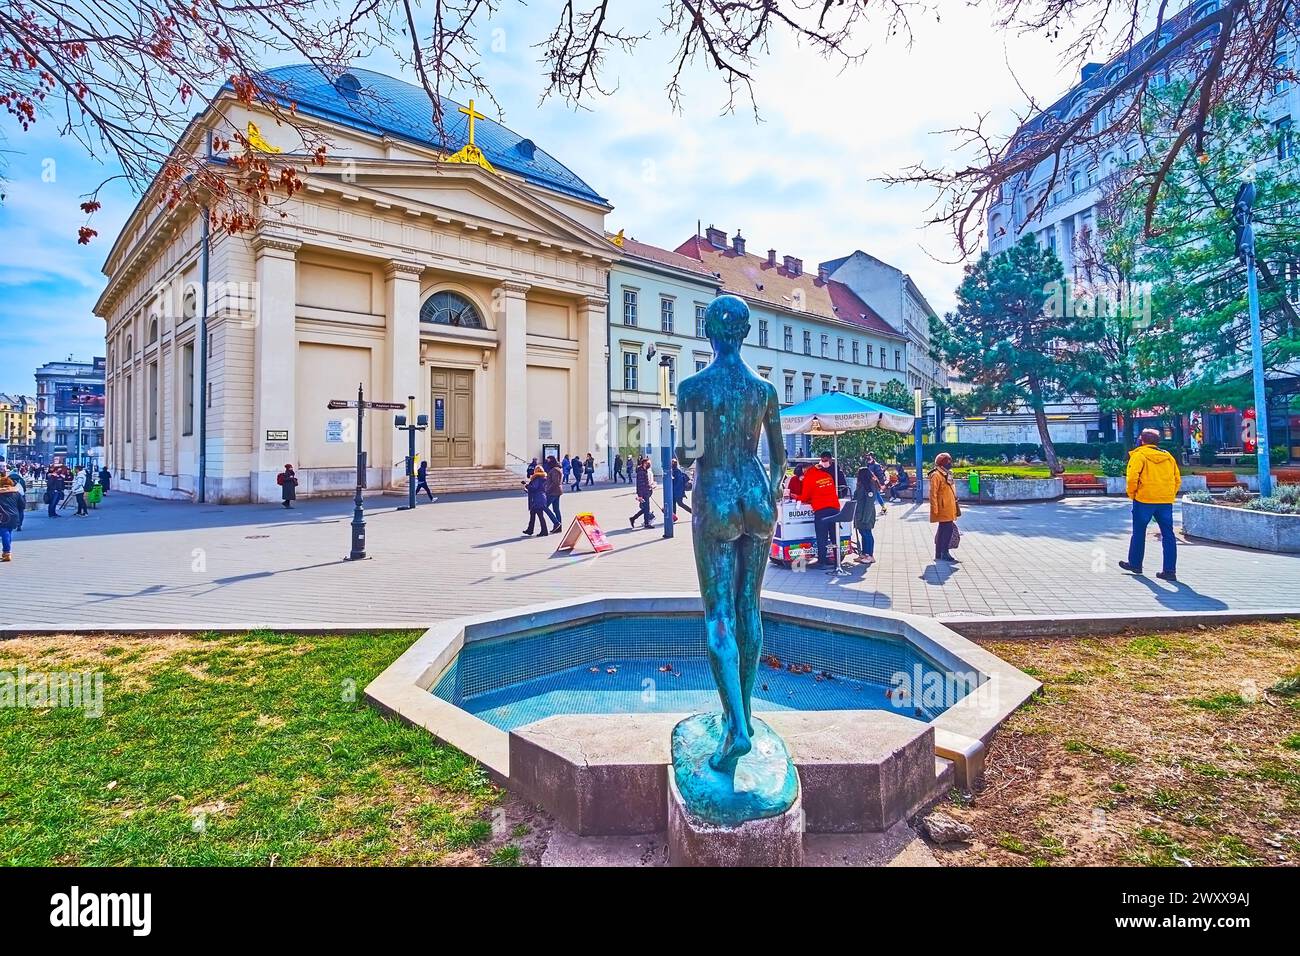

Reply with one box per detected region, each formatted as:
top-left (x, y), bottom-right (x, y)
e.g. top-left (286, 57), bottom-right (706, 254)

top-left (149, 317), bottom-right (159, 344)
top-left (420, 290), bottom-right (485, 328)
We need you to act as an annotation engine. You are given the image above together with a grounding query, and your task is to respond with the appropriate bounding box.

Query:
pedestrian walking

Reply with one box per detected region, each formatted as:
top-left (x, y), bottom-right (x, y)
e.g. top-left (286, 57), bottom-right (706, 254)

top-left (561, 454), bottom-right (572, 486)
top-left (613, 453), bottom-right (626, 484)
top-left (629, 457), bottom-right (655, 529)
top-left (99, 466), bottom-right (112, 495)
top-left (544, 455), bottom-right (564, 533)
top-left (0, 475), bottom-right (22, 562)
top-left (852, 466), bottom-right (879, 563)
top-left (71, 466), bottom-right (89, 516)
top-left (671, 458), bottom-right (692, 520)
top-left (1119, 428), bottom-right (1181, 581)
top-left (583, 453), bottom-right (595, 487)
top-left (2, 466), bottom-right (24, 532)
top-left (569, 453), bottom-right (582, 492)
top-left (798, 457), bottom-right (840, 568)
top-left (522, 465), bottom-right (551, 536)
top-left (928, 453), bottom-right (961, 564)
top-left (278, 464), bottom-right (298, 509)
top-left (415, 459), bottom-right (435, 501)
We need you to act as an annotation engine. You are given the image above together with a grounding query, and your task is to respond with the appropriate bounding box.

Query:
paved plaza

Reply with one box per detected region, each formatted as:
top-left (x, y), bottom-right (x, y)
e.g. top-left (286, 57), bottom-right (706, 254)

top-left (3, 483), bottom-right (1298, 632)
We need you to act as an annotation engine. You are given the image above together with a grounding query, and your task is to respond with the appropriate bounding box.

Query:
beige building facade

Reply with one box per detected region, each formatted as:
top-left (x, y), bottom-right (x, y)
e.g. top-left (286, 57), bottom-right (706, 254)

top-left (96, 67), bottom-right (613, 502)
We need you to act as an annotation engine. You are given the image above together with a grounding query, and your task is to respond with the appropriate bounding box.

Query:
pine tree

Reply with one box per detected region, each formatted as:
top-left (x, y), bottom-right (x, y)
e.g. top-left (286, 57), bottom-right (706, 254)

top-left (932, 236), bottom-right (1101, 474)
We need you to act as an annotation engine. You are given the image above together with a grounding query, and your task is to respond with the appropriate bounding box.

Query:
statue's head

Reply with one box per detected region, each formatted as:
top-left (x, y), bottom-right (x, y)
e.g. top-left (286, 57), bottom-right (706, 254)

top-left (704, 295), bottom-right (750, 352)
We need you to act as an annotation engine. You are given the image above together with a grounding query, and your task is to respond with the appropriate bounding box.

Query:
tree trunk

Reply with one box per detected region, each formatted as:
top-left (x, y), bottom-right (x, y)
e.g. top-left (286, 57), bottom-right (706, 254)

top-left (1027, 374), bottom-right (1062, 474)
top-left (1123, 413), bottom-right (1136, 447)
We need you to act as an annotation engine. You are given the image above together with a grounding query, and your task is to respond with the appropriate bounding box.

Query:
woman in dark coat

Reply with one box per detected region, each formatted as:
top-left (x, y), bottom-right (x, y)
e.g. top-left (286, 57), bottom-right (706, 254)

top-left (279, 464), bottom-right (298, 508)
top-left (852, 466), bottom-right (880, 563)
top-left (628, 457), bottom-right (655, 529)
top-left (522, 465), bottom-right (550, 536)
top-left (583, 453), bottom-right (595, 486)
top-left (98, 466), bottom-right (111, 494)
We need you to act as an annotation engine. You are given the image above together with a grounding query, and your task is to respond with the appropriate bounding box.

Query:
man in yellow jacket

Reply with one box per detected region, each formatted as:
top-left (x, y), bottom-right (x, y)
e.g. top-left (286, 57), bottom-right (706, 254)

top-left (1119, 428), bottom-right (1182, 581)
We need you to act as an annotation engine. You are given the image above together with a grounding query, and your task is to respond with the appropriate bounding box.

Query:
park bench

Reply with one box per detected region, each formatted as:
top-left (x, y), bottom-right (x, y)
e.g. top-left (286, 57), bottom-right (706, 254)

top-left (1203, 471), bottom-right (1247, 492)
top-left (1272, 468), bottom-right (1300, 486)
top-left (1061, 473), bottom-right (1106, 495)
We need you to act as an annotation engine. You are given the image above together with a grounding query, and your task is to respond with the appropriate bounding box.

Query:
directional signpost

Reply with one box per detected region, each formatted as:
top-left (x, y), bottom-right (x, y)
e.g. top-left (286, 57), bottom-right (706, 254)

top-left (328, 384), bottom-right (406, 561)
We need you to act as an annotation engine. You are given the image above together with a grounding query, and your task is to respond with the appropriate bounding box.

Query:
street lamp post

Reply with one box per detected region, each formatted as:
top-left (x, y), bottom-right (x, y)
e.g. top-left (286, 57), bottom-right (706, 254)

top-left (1233, 175), bottom-right (1273, 498)
top-left (394, 395), bottom-right (429, 511)
top-left (659, 354), bottom-right (675, 539)
top-left (913, 387), bottom-right (925, 505)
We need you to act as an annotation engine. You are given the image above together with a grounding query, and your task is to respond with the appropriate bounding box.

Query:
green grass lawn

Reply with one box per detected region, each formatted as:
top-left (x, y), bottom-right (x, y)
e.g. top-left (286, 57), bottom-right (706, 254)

top-left (948, 464), bottom-right (1103, 479)
top-left (0, 631), bottom-right (518, 866)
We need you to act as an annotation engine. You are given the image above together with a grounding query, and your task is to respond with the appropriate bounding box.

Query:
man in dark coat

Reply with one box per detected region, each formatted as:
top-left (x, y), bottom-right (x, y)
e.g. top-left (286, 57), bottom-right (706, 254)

top-left (46, 469), bottom-right (65, 518)
top-left (628, 457), bottom-right (655, 529)
top-left (415, 459), bottom-right (434, 501)
top-left (99, 466), bottom-right (112, 495)
top-left (613, 453), bottom-right (625, 484)
top-left (670, 458), bottom-right (691, 520)
top-left (544, 456), bottom-right (564, 533)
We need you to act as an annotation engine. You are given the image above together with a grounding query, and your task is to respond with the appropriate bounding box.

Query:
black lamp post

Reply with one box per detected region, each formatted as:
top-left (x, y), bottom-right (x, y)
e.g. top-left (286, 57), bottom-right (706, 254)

top-left (394, 395), bottom-right (429, 511)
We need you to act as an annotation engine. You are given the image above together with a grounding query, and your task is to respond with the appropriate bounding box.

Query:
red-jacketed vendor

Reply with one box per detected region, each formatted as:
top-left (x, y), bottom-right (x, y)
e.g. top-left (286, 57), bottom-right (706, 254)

top-left (799, 461), bottom-right (841, 567)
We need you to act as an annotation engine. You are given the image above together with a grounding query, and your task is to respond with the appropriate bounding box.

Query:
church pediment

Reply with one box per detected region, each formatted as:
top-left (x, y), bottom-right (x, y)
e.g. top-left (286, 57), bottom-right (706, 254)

top-left (305, 163), bottom-right (612, 257)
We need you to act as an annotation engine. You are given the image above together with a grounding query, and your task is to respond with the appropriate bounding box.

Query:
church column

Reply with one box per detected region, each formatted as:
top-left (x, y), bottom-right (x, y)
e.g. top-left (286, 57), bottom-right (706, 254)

top-left (251, 233), bottom-right (300, 503)
top-left (495, 281), bottom-right (530, 471)
top-left (384, 260), bottom-right (424, 486)
top-left (578, 295), bottom-right (610, 474)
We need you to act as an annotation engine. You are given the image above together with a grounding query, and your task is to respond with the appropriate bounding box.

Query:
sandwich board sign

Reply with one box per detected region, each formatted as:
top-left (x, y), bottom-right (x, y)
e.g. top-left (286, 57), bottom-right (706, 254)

top-left (554, 512), bottom-right (614, 555)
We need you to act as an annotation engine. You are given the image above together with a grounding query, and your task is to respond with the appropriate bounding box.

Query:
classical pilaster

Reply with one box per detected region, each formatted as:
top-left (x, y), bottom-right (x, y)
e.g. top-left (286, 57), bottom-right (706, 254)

top-left (384, 259), bottom-right (425, 485)
top-left (250, 233), bottom-right (301, 503)
top-left (495, 281), bottom-right (530, 472)
top-left (579, 295), bottom-right (610, 470)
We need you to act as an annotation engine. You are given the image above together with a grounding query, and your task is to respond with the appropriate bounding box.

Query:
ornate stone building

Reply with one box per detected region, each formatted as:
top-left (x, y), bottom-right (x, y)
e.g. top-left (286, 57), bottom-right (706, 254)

top-left (97, 65), bottom-right (613, 502)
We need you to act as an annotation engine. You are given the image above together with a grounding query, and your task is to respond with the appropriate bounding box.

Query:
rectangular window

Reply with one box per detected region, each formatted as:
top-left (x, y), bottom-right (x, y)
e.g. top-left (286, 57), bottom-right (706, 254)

top-left (623, 289), bottom-right (638, 327)
top-left (852, 340), bottom-right (860, 364)
top-left (803, 376), bottom-right (813, 400)
top-left (803, 331), bottom-right (812, 355)
top-left (895, 349), bottom-right (902, 370)
top-left (879, 346), bottom-right (887, 367)
top-left (666, 356), bottom-right (677, 394)
top-left (820, 376), bottom-right (831, 394)
top-left (820, 334), bottom-right (829, 358)
top-left (696, 359), bottom-right (707, 373)
top-left (623, 351), bottom-right (638, 391)
top-left (758, 319), bottom-right (768, 348)
top-left (695, 303), bottom-right (707, 338)
top-left (784, 326), bottom-right (793, 351)
top-left (852, 381), bottom-right (861, 396)
top-left (660, 296), bottom-right (675, 333)
top-left (784, 374), bottom-right (794, 404)
top-left (1276, 117), bottom-right (1294, 160)
top-left (182, 344), bottom-right (194, 436)
top-left (148, 362), bottom-right (159, 440)
top-left (837, 338), bottom-right (845, 361)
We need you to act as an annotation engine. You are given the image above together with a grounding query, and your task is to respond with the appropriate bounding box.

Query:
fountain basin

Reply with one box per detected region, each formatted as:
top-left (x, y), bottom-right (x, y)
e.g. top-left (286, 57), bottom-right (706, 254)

top-left (365, 593), bottom-right (1039, 836)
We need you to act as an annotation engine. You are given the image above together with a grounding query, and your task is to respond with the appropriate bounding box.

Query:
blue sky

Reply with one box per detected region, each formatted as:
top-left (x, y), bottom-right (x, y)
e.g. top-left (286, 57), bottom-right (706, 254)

top-left (0, 1), bottom-right (1104, 395)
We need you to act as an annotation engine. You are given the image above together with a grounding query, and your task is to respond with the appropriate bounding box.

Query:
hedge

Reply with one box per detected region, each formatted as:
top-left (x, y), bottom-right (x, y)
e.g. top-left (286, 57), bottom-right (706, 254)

top-left (912, 441), bottom-right (1132, 462)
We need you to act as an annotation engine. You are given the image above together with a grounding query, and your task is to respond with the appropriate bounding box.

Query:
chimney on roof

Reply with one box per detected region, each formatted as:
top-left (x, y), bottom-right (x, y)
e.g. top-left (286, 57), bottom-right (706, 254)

top-left (783, 255), bottom-right (802, 277)
top-left (817, 265), bottom-right (829, 283)
top-left (1081, 62), bottom-right (1102, 83)
top-left (732, 231), bottom-right (745, 255)
top-left (705, 225), bottom-right (727, 248)
top-left (767, 249), bottom-right (777, 267)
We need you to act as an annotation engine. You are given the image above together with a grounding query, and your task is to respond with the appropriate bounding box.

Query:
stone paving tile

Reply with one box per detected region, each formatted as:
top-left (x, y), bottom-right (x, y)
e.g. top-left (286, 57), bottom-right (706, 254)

top-left (0, 484), bottom-right (1297, 631)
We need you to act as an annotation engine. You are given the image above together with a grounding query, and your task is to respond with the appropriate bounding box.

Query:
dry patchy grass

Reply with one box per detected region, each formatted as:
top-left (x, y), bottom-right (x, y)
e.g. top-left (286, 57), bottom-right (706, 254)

top-left (938, 621), bottom-right (1300, 867)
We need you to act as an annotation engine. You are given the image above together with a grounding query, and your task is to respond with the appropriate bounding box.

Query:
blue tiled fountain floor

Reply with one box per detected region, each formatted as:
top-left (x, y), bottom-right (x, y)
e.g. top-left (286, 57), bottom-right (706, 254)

top-left (461, 656), bottom-right (916, 731)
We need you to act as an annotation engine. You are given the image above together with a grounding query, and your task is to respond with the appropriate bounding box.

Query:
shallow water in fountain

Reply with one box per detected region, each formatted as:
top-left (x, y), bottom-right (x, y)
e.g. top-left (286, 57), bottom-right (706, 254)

top-left (430, 613), bottom-right (967, 732)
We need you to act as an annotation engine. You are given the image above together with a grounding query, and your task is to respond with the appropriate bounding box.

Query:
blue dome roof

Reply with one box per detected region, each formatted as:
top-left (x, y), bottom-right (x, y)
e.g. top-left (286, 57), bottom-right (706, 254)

top-left (238, 65), bottom-right (608, 206)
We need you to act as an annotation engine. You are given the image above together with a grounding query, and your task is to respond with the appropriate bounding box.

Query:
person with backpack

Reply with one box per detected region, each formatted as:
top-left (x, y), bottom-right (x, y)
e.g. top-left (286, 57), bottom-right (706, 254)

top-left (277, 464), bottom-right (298, 509)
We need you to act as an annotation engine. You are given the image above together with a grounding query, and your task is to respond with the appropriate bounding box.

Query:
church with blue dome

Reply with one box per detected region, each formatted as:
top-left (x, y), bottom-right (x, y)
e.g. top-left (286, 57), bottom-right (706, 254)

top-left (96, 64), bottom-right (617, 502)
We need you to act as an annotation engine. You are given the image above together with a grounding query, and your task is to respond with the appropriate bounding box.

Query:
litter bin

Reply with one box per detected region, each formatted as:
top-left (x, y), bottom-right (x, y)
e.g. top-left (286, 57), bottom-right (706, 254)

top-left (87, 484), bottom-right (103, 507)
top-left (968, 471), bottom-right (980, 495)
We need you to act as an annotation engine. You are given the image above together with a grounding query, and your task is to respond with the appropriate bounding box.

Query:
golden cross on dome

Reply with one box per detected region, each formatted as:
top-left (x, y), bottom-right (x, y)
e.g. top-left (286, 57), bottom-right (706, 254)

top-left (446, 97), bottom-right (495, 173)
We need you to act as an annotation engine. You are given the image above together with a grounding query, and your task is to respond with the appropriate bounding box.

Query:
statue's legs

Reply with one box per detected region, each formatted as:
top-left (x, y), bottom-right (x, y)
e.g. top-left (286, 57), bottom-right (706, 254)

top-left (694, 536), bottom-right (751, 772)
top-left (735, 531), bottom-right (769, 736)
